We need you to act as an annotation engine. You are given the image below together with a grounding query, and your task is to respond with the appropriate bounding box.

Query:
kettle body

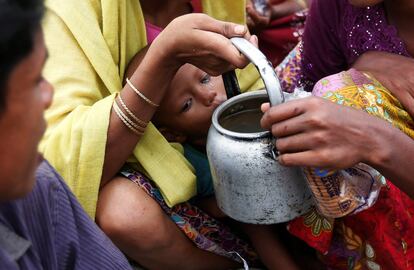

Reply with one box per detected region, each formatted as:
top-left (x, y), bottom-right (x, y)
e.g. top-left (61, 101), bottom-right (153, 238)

top-left (207, 90), bottom-right (313, 224)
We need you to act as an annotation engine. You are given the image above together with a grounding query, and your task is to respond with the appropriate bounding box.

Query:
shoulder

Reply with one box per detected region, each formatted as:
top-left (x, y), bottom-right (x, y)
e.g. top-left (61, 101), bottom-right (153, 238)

top-left (301, 0), bottom-right (350, 87)
top-left (35, 160), bottom-right (67, 192)
top-left (305, 0), bottom-right (347, 40)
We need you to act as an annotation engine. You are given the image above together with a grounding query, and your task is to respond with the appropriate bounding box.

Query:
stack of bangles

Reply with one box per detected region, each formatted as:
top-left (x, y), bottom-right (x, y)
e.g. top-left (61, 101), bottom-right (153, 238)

top-left (112, 78), bottom-right (159, 136)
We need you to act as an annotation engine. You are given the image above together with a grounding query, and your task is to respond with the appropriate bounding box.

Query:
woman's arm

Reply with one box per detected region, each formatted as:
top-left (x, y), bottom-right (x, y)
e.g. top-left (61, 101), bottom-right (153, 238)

top-left (368, 117), bottom-right (414, 198)
top-left (353, 51), bottom-right (414, 118)
top-left (102, 14), bottom-right (254, 184)
top-left (42, 9), bottom-right (252, 216)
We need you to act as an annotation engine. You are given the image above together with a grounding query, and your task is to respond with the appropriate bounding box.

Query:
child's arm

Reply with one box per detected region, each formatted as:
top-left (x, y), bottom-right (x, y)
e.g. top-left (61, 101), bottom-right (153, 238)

top-left (270, 0), bottom-right (307, 20)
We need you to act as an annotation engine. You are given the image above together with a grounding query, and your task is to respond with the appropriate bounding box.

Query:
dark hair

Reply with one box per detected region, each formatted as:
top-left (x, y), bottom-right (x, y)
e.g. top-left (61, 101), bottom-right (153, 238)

top-left (0, 0), bottom-right (44, 110)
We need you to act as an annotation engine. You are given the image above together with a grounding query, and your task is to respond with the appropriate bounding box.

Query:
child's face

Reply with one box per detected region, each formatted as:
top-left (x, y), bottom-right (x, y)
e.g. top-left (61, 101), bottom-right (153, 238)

top-left (155, 64), bottom-right (227, 144)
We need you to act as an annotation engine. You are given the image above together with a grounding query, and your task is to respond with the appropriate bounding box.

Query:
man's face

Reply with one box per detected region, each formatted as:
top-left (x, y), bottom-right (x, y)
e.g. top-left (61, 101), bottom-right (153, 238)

top-left (348, 0), bottom-right (383, 7)
top-left (155, 64), bottom-right (226, 144)
top-left (0, 30), bottom-right (53, 201)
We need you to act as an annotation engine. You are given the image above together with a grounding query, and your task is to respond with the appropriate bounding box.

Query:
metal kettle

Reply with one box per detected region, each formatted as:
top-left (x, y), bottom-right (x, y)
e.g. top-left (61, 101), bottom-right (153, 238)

top-left (206, 38), bottom-right (313, 224)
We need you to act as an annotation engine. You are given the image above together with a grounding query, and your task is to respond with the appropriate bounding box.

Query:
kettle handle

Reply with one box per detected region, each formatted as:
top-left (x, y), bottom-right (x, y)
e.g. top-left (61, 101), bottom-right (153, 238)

top-left (228, 37), bottom-right (284, 107)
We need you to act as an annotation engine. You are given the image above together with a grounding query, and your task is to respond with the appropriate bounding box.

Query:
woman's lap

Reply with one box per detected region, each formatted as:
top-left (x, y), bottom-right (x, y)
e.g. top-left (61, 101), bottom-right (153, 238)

top-left (96, 165), bottom-right (259, 265)
top-left (119, 166), bottom-right (259, 264)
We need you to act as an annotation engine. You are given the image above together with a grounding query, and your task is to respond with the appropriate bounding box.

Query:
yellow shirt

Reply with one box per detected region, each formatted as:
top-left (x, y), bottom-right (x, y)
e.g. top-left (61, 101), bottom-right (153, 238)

top-left (41, 0), bottom-right (262, 218)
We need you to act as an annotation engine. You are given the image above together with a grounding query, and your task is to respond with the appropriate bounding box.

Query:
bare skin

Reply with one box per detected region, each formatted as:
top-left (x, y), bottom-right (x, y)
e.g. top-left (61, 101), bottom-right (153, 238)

top-left (95, 14), bottom-right (259, 270)
top-left (260, 97), bottom-right (414, 199)
top-left (0, 30), bottom-right (53, 200)
top-left (101, 14), bottom-right (254, 186)
top-left (351, 0), bottom-right (414, 116)
top-left (258, 0), bottom-right (414, 201)
top-left (97, 177), bottom-right (238, 270)
top-left (353, 52), bottom-right (414, 118)
top-left (246, 0), bottom-right (306, 33)
top-left (119, 46), bottom-right (301, 269)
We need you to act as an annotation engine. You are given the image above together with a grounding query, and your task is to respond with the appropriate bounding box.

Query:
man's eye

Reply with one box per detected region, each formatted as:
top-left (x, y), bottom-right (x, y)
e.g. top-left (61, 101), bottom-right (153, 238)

top-left (181, 98), bottom-right (192, 112)
top-left (200, 74), bottom-right (211, 84)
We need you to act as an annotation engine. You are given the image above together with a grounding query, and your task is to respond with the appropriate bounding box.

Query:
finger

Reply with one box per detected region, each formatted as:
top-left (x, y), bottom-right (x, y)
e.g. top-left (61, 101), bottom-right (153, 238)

top-left (405, 102), bottom-right (414, 120)
top-left (261, 102), bottom-right (270, 113)
top-left (260, 99), bottom-right (306, 129)
top-left (250, 35), bottom-right (259, 48)
top-left (275, 132), bottom-right (314, 154)
top-left (270, 114), bottom-right (308, 138)
top-left (201, 30), bottom-right (251, 69)
top-left (278, 150), bottom-right (322, 168)
top-left (192, 14), bottom-right (250, 39)
top-left (398, 87), bottom-right (414, 118)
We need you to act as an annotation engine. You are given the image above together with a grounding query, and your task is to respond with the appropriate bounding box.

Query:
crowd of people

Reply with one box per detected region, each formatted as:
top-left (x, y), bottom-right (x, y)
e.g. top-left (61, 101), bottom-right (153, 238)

top-left (0, 0), bottom-right (413, 269)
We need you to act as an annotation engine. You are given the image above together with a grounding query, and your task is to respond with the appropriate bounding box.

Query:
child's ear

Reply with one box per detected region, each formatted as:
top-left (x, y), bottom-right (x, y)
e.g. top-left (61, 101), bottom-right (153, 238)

top-left (158, 127), bottom-right (187, 143)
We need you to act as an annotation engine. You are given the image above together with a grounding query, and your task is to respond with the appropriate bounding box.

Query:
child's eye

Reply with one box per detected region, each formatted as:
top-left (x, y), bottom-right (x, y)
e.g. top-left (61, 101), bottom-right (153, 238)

top-left (200, 74), bottom-right (211, 84)
top-left (181, 98), bottom-right (192, 112)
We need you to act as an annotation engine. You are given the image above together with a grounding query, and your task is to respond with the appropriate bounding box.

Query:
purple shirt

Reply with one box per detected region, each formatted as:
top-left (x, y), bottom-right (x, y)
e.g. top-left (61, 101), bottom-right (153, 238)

top-left (301, 0), bottom-right (410, 89)
top-left (0, 160), bottom-right (132, 270)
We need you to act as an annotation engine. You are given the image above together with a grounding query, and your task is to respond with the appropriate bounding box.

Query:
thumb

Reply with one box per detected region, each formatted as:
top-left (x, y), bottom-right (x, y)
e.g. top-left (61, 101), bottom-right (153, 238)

top-left (261, 102), bottom-right (270, 113)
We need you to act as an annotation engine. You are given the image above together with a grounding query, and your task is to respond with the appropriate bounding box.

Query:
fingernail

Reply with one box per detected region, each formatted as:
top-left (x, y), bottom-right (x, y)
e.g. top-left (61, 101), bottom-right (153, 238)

top-left (252, 35), bottom-right (258, 44)
top-left (234, 25), bottom-right (245, 35)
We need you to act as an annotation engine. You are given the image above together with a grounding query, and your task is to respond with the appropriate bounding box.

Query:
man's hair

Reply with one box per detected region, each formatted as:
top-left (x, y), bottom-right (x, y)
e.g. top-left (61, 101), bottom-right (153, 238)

top-left (0, 0), bottom-right (44, 110)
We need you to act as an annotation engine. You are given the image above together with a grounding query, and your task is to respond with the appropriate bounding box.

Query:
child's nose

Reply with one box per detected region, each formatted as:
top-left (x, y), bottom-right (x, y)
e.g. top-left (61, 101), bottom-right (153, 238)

top-left (196, 88), bottom-right (217, 106)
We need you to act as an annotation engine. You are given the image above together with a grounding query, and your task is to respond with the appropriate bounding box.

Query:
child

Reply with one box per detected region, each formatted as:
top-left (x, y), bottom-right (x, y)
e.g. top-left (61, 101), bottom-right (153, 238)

top-left (126, 46), bottom-right (303, 270)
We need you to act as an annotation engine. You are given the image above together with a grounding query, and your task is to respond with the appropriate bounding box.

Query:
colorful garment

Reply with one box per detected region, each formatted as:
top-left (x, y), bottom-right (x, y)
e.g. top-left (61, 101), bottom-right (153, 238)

top-left (300, 0), bottom-right (410, 91)
top-left (121, 167), bottom-right (259, 265)
top-left (288, 70), bottom-right (414, 270)
top-left (41, 0), bottom-right (196, 217)
top-left (145, 1), bottom-right (203, 44)
top-left (275, 43), bottom-right (303, 92)
top-left (272, 1), bottom-right (414, 268)
top-left (41, 0), bottom-right (259, 218)
top-left (258, 10), bottom-right (306, 66)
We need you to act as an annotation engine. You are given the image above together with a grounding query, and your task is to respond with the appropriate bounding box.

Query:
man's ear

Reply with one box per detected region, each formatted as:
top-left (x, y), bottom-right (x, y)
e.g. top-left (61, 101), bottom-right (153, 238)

top-left (158, 127), bottom-right (187, 143)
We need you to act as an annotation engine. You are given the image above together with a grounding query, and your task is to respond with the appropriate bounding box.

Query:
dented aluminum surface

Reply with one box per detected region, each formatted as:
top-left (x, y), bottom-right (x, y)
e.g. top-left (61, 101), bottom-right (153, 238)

top-left (207, 91), bottom-right (314, 224)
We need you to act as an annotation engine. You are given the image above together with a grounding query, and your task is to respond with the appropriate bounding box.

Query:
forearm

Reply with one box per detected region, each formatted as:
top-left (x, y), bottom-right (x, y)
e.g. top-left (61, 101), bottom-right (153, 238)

top-left (352, 51), bottom-right (392, 73)
top-left (365, 117), bottom-right (414, 198)
top-left (102, 44), bottom-right (180, 185)
top-left (270, 0), bottom-right (303, 20)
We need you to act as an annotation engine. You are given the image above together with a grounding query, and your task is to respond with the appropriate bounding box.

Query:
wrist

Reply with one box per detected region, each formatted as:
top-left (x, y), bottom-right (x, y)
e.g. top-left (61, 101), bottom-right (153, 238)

top-left (148, 34), bottom-right (182, 71)
top-left (142, 40), bottom-right (181, 78)
top-left (361, 117), bottom-right (393, 170)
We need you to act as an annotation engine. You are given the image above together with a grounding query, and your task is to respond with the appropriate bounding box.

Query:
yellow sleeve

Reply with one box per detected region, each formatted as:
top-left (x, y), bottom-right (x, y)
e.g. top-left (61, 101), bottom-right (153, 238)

top-left (41, 0), bottom-right (196, 218)
top-left (40, 9), bottom-right (114, 217)
top-left (202, 0), bottom-right (246, 25)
